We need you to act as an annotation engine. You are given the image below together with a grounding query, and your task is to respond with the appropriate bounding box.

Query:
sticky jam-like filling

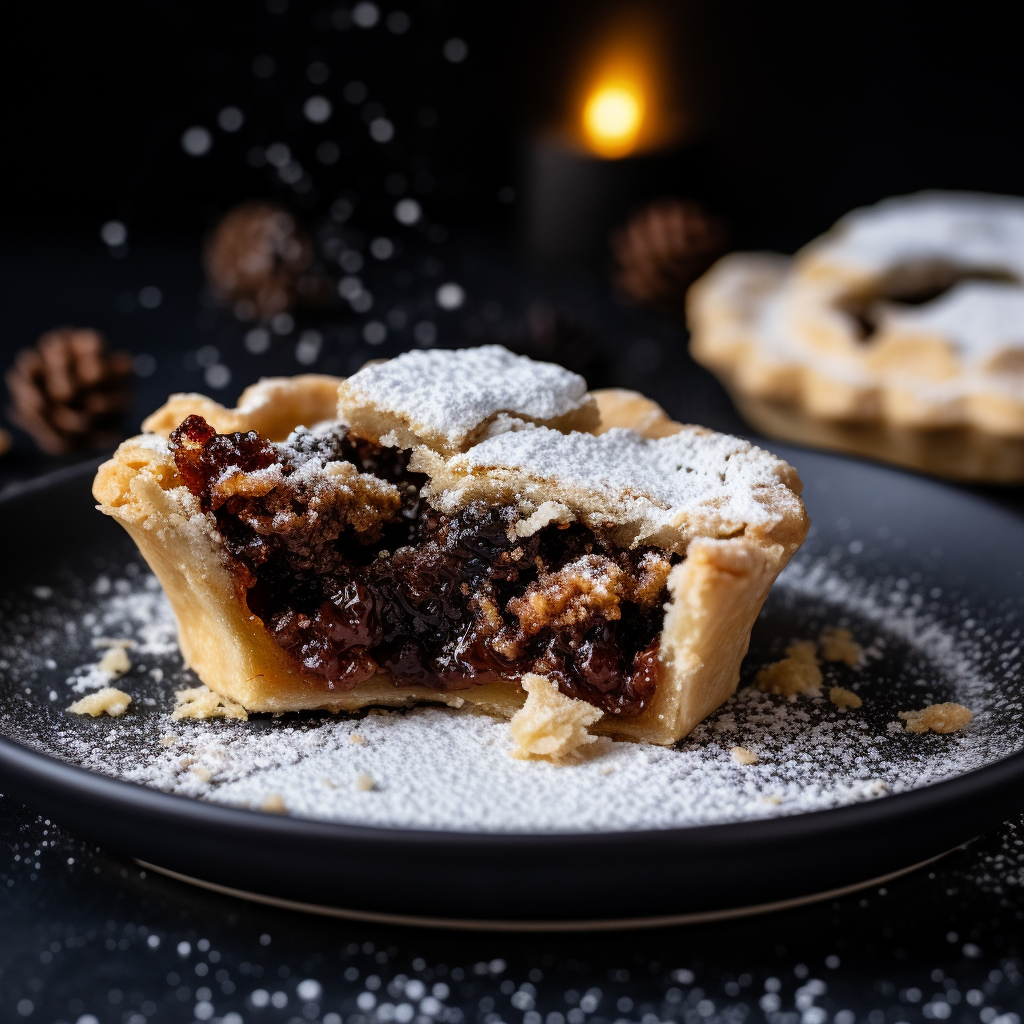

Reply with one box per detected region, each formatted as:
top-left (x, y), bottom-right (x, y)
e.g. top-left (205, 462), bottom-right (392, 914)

top-left (169, 415), bottom-right (673, 717)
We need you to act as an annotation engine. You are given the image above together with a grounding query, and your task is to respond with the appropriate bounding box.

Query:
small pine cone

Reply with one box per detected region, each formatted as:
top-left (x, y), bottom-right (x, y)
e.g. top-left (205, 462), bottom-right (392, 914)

top-left (205, 202), bottom-right (330, 321)
top-left (612, 198), bottom-right (727, 315)
top-left (5, 328), bottom-right (133, 455)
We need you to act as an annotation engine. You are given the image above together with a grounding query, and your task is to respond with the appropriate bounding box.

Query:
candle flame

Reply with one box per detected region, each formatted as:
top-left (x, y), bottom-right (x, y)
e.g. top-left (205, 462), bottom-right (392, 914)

top-left (582, 82), bottom-right (644, 158)
top-left (566, 10), bottom-right (683, 159)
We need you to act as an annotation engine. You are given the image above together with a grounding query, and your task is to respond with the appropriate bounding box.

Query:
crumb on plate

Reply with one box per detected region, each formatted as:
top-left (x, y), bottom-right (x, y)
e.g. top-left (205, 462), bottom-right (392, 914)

top-left (67, 687), bottom-right (132, 718)
top-left (756, 640), bottom-right (822, 697)
top-left (899, 703), bottom-right (973, 734)
top-left (731, 745), bottom-right (758, 765)
top-left (97, 647), bottom-right (131, 678)
top-left (819, 627), bottom-right (863, 667)
top-left (261, 793), bottom-right (287, 814)
top-left (172, 685), bottom-right (248, 722)
top-left (509, 673), bottom-right (603, 761)
top-left (829, 686), bottom-right (862, 710)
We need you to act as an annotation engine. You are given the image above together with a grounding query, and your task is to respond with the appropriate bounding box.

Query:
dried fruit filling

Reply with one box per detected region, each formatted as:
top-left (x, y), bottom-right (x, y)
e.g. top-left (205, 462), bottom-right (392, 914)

top-left (169, 415), bottom-right (673, 716)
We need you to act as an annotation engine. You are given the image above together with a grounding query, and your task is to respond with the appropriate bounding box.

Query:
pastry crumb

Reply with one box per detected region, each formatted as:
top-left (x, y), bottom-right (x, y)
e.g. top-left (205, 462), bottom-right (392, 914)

top-left (349, 733), bottom-right (367, 746)
top-left (899, 703), bottom-right (973, 734)
top-left (509, 673), bottom-right (603, 762)
top-left (172, 685), bottom-right (249, 722)
top-left (159, 733), bottom-right (177, 747)
top-left (762, 794), bottom-right (783, 805)
top-left (322, 777), bottom-right (337, 789)
top-left (261, 793), bottom-right (287, 814)
top-left (355, 772), bottom-right (375, 792)
top-left (514, 500), bottom-right (573, 538)
top-left (756, 640), bottom-right (822, 696)
top-left (97, 646), bottom-right (131, 678)
top-left (67, 688), bottom-right (132, 718)
top-left (190, 765), bottom-right (212, 782)
top-left (829, 686), bottom-right (862, 710)
top-left (599, 765), bottom-right (616, 776)
top-left (819, 627), bottom-right (863, 667)
top-left (731, 745), bottom-right (758, 765)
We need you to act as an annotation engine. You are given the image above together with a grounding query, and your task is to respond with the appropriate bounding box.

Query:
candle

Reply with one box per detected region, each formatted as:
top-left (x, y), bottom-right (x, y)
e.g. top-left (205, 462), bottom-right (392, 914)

top-left (523, 16), bottom-right (700, 267)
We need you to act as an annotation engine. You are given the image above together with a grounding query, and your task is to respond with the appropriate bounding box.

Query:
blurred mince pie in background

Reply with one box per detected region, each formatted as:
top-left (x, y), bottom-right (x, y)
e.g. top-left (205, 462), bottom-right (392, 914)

top-left (687, 192), bottom-right (1024, 483)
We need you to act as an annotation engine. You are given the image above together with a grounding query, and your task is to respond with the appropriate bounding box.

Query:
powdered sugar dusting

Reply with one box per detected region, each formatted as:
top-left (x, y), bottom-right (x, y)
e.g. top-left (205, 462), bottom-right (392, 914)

top-left (453, 425), bottom-right (802, 536)
top-left (2, 546), bottom-right (1020, 834)
top-left (340, 345), bottom-right (591, 445)
top-left (881, 281), bottom-right (1024, 363)
top-left (805, 191), bottom-right (1024, 281)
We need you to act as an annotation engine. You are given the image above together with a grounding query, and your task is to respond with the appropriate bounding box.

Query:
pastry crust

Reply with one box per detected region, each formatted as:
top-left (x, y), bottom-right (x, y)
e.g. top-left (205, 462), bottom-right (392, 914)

top-left (142, 375), bottom-right (344, 440)
top-left (94, 357), bottom-right (808, 746)
top-left (689, 192), bottom-right (1024, 482)
top-left (336, 345), bottom-right (599, 454)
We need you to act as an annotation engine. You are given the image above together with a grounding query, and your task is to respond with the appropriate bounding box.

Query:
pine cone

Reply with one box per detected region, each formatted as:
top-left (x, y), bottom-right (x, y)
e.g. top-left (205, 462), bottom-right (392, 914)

top-left (205, 202), bottom-right (330, 321)
top-left (5, 328), bottom-right (134, 455)
top-left (612, 198), bottom-right (727, 315)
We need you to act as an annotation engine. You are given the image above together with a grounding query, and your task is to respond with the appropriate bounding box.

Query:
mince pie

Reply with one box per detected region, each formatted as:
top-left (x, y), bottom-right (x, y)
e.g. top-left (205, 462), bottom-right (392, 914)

top-left (689, 192), bottom-right (1024, 482)
top-left (93, 348), bottom-right (807, 746)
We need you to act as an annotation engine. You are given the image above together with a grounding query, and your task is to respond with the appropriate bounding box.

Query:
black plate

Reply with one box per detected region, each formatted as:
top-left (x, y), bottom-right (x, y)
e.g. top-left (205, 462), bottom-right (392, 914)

top-left (1, 449), bottom-right (1024, 927)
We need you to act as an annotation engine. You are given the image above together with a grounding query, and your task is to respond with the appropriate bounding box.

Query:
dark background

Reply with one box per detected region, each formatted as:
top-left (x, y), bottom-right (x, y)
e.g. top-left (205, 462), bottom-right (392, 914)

top-left (3, 1), bottom-right (1023, 246)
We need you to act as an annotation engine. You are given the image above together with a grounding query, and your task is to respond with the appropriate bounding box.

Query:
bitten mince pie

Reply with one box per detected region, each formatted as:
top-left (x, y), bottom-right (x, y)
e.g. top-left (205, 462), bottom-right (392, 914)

top-left (689, 192), bottom-right (1024, 482)
top-left (93, 345), bottom-right (808, 746)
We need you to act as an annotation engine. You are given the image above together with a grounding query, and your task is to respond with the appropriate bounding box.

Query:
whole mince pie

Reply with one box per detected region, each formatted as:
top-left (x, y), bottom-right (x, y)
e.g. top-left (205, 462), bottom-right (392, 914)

top-left (688, 192), bottom-right (1024, 483)
top-left (93, 345), bottom-right (808, 746)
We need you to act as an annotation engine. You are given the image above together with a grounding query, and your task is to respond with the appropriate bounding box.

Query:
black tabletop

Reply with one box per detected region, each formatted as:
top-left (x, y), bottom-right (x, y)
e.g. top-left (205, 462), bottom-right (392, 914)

top-left (3, 233), bottom-right (1024, 1022)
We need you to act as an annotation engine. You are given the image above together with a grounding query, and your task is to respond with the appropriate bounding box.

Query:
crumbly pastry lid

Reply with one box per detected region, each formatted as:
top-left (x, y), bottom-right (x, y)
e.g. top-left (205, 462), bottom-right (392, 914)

top-left (338, 345), bottom-right (591, 446)
top-left (424, 424), bottom-right (804, 546)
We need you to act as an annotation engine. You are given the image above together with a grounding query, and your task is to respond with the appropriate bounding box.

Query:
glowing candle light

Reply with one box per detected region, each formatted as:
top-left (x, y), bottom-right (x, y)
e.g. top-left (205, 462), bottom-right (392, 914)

top-left (525, 9), bottom-right (694, 264)
top-left (582, 82), bottom-right (645, 158)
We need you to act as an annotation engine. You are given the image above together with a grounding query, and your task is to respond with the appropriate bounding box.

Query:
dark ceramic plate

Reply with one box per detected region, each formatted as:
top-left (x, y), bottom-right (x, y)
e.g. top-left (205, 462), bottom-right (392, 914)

top-left (1, 449), bottom-right (1024, 930)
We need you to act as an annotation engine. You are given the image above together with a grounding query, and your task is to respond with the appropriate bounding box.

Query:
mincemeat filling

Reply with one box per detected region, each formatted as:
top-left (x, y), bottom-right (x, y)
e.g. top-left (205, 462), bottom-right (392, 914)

top-left (169, 414), bottom-right (673, 717)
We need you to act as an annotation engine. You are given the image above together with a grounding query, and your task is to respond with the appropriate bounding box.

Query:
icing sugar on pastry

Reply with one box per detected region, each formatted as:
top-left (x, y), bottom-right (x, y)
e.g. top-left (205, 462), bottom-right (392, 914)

top-left (418, 424), bottom-right (804, 552)
top-left (337, 345), bottom-right (599, 454)
top-left (800, 191), bottom-right (1024, 284)
top-left (879, 281), bottom-right (1024, 367)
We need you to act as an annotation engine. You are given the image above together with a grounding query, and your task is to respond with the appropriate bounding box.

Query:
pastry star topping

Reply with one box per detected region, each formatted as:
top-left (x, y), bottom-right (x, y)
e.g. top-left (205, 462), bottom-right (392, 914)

top-left (336, 345), bottom-right (599, 454)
